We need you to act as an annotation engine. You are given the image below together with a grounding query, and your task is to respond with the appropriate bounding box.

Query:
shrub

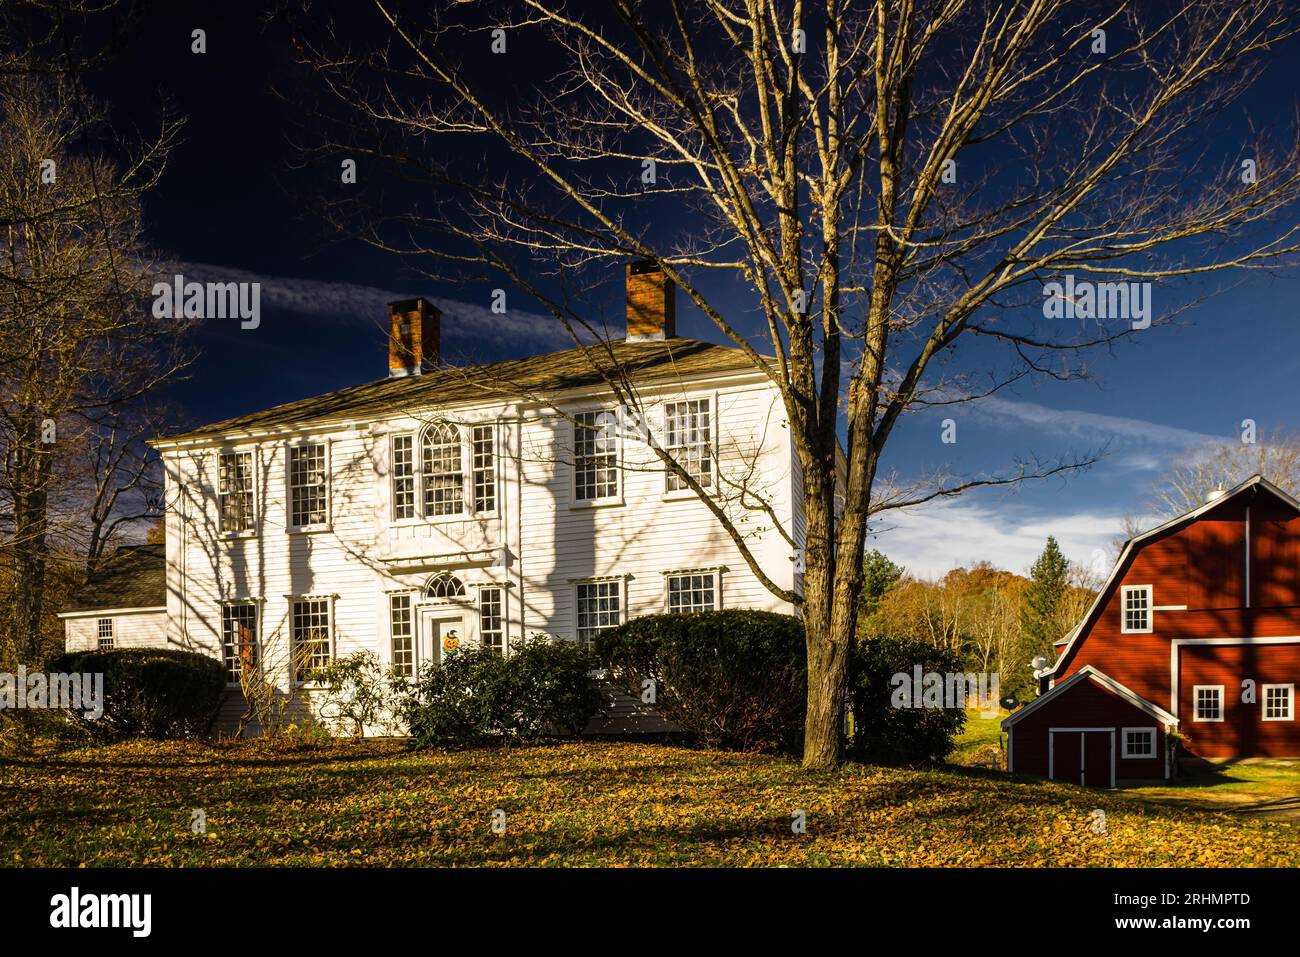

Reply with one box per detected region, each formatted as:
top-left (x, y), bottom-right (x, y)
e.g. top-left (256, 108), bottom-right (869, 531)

top-left (404, 635), bottom-right (602, 749)
top-left (847, 635), bottom-right (967, 765)
top-left (312, 651), bottom-right (409, 737)
top-left (593, 610), bottom-right (806, 754)
top-left (44, 648), bottom-right (227, 740)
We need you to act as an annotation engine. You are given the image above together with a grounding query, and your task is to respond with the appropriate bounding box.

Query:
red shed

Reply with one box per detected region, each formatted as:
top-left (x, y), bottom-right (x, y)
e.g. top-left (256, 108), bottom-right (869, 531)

top-left (1003, 666), bottom-right (1177, 785)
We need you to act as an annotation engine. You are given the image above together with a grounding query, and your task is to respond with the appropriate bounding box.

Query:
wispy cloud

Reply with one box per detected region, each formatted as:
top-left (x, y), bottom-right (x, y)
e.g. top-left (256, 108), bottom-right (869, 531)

top-left (162, 261), bottom-right (575, 356)
top-left (869, 496), bottom-right (1134, 579)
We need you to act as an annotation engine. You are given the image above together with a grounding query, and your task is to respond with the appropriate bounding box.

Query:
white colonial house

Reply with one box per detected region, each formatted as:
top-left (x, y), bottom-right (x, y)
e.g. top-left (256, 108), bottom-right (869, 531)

top-left (61, 263), bottom-right (812, 728)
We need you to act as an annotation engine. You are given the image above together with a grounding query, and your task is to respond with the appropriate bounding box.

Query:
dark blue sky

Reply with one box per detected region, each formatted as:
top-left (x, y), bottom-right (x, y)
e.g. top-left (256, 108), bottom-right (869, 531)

top-left (74, 0), bottom-right (1300, 576)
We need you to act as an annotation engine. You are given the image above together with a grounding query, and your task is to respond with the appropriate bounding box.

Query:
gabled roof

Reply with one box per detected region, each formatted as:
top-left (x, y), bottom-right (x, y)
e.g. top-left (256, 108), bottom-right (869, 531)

top-left (60, 543), bottom-right (166, 614)
top-left (153, 337), bottom-right (764, 446)
top-left (1044, 474), bottom-right (1300, 680)
top-left (1001, 665), bottom-right (1178, 730)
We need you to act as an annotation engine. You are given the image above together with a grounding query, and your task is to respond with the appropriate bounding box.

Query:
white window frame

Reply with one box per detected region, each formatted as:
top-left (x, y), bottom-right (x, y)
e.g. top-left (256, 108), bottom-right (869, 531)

top-left (478, 585), bottom-right (505, 655)
top-left (664, 568), bottom-right (721, 613)
top-left (1262, 683), bottom-right (1295, 722)
top-left (572, 409), bottom-right (622, 505)
top-left (1120, 726), bottom-right (1156, 759)
top-left (470, 423), bottom-right (498, 515)
top-left (575, 578), bottom-right (623, 645)
top-left (286, 440), bottom-right (330, 532)
top-left (390, 433), bottom-right (417, 521)
top-left (1120, 584), bottom-right (1153, 634)
top-left (96, 617), bottom-right (114, 650)
top-left (388, 591), bottom-right (416, 678)
top-left (217, 449), bottom-right (256, 535)
top-left (663, 396), bottom-right (714, 494)
top-left (289, 595), bottom-right (335, 686)
top-left (390, 422), bottom-right (497, 523)
top-left (220, 601), bottom-right (260, 686)
top-left (421, 421), bottom-right (466, 518)
top-left (1193, 684), bottom-right (1224, 723)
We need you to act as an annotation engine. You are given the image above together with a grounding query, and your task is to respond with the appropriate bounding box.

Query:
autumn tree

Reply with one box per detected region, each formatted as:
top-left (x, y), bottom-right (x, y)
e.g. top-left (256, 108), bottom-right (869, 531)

top-left (300, 1), bottom-right (1300, 766)
top-left (0, 63), bottom-right (182, 668)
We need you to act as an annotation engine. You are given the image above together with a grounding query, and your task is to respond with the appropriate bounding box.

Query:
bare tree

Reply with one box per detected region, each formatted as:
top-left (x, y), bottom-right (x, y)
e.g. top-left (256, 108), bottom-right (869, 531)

top-left (0, 64), bottom-right (184, 668)
top-left (298, 0), bottom-right (1300, 766)
top-left (1151, 430), bottom-right (1300, 517)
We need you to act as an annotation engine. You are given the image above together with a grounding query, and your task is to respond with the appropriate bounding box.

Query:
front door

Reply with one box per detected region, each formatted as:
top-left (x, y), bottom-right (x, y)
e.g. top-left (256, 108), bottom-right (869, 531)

top-left (418, 611), bottom-right (465, 669)
top-left (1051, 730), bottom-right (1115, 787)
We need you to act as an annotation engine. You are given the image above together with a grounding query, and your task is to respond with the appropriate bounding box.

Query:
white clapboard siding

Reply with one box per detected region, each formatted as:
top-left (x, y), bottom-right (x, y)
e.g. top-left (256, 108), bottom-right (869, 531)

top-left (62, 610), bottom-right (169, 653)
top-left (157, 367), bottom-right (801, 721)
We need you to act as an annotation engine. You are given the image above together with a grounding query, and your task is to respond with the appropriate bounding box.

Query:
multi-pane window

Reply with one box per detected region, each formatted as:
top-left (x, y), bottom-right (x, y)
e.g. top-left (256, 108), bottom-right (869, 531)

top-left (96, 617), bottom-right (114, 650)
top-left (1122, 728), bottom-right (1155, 758)
top-left (218, 451), bottom-right (254, 532)
top-left (288, 443), bottom-right (327, 527)
top-left (664, 399), bottom-right (712, 491)
top-left (576, 580), bottom-right (620, 645)
top-left (392, 434), bottom-right (416, 520)
top-left (1194, 685), bottom-right (1223, 722)
top-left (574, 410), bottom-right (618, 501)
top-left (389, 593), bottom-right (414, 677)
top-left (1263, 684), bottom-right (1294, 721)
top-left (221, 603), bottom-right (258, 684)
top-left (667, 571), bottom-right (717, 613)
top-left (479, 587), bottom-right (504, 654)
top-left (427, 572), bottom-right (466, 600)
top-left (422, 423), bottom-right (464, 516)
top-left (1121, 585), bottom-right (1151, 633)
top-left (291, 598), bottom-right (332, 683)
top-left (472, 425), bottom-right (496, 513)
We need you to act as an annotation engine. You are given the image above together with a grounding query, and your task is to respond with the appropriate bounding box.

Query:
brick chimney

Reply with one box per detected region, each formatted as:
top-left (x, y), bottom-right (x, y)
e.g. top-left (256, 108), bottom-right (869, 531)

top-left (388, 298), bottom-right (440, 377)
top-left (625, 260), bottom-right (676, 341)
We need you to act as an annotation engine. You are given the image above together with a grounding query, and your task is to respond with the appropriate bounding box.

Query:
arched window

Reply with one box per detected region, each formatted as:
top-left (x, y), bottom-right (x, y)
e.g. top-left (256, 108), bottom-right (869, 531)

top-left (426, 572), bottom-right (466, 600)
top-left (422, 423), bottom-right (464, 516)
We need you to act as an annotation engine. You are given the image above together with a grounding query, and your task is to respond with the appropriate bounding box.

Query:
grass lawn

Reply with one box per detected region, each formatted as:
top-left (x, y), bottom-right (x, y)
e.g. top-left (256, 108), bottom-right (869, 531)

top-left (1122, 760), bottom-right (1300, 820)
top-left (948, 709), bottom-right (1008, 768)
top-left (2, 738), bottom-right (1298, 866)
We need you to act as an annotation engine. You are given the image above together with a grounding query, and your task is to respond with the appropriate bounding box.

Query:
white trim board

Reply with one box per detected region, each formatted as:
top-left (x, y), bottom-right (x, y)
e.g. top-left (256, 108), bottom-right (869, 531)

top-left (1168, 636), bottom-right (1300, 719)
top-left (1002, 664), bottom-right (1177, 731)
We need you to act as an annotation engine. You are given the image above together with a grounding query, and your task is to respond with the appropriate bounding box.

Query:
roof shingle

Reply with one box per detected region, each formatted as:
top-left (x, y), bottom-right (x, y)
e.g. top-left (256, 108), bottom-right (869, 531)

top-left (63, 544), bottom-right (166, 613)
top-left (155, 338), bottom-right (762, 444)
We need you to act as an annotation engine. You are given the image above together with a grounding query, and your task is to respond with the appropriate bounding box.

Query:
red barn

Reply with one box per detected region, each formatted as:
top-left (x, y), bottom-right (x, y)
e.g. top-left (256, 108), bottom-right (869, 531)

top-left (1003, 475), bottom-right (1300, 785)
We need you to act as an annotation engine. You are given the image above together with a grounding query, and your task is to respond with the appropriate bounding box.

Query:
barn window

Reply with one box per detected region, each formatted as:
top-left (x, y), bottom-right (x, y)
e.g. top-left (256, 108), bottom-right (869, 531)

top-left (1263, 684), bottom-right (1294, 721)
top-left (1193, 684), bottom-right (1223, 722)
top-left (96, 617), bottom-right (115, 650)
top-left (1120, 585), bottom-right (1152, 633)
top-left (1121, 727), bottom-right (1155, 758)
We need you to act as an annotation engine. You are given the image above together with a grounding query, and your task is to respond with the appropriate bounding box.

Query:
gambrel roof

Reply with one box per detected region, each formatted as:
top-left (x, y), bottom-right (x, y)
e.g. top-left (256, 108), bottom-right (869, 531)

top-left (153, 337), bottom-right (764, 446)
top-left (1043, 474), bottom-right (1300, 681)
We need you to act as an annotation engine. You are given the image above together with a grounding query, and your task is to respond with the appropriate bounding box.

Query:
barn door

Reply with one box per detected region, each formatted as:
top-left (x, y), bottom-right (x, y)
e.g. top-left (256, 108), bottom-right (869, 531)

top-left (1050, 729), bottom-right (1115, 788)
top-left (1082, 731), bottom-right (1114, 788)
